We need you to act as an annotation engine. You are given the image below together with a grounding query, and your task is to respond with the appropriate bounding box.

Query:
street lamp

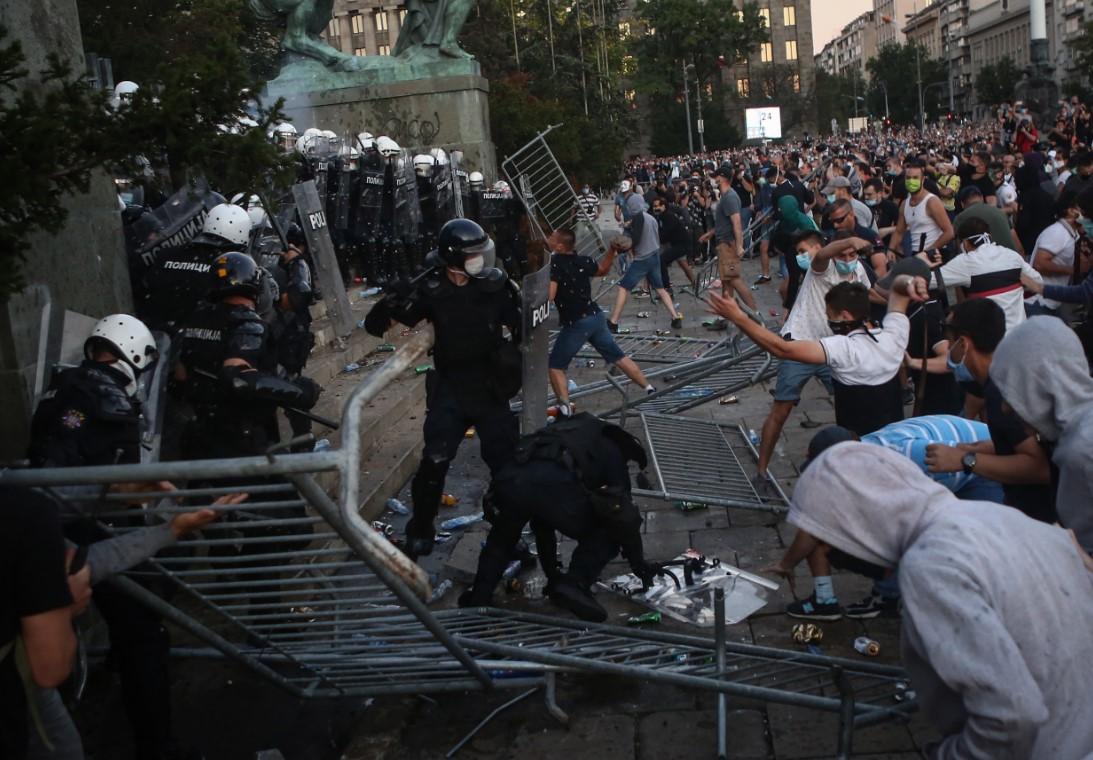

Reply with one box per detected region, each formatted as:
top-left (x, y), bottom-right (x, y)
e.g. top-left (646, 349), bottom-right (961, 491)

top-left (905, 12), bottom-right (925, 131)
top-left (875, 81), bottom-right (890, 119)
top-left (682, 61), bottom-right (696, 154)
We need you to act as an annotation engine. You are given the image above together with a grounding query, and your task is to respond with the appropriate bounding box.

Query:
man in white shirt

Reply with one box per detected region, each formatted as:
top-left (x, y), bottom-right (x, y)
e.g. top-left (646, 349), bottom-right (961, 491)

top-left (924, 216), bottom-right (1042, 330)
top-left (710, 267), bottom-right (927, 437)
top-left (747, 231), bottom-right (871, 481)
top-left (1026, 195), bottom-right (1081, 316)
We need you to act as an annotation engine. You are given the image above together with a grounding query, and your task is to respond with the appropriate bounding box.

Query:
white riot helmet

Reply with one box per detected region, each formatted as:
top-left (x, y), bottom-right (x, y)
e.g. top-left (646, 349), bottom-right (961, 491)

top-left (202, 203), bottom-right (252, 247)
top-left (113, 81), bottom-right (139, 107)
top-left (429, 148), bottom-right (449, 166)
top-left (376, 136), bottom-right (401, 158)
top-left (413, 154), bottom-right (435, 177)
top-left (469, 171), bottom-right (485, 189)
top-left (247, 205), bottom-right (269, 230)
top-left (85, 314), bottom-right (157, 396)
top-left (272, 122), bottom-right (297, 150)
top-left (300, 128), bottom-right (324, 155)
top-left (492, 180), bottom-right (512, 197)
top-left (321, 129), bottom-right (339, 151)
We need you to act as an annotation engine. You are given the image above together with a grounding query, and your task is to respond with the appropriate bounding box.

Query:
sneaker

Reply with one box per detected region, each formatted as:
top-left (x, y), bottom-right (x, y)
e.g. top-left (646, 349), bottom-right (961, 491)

top-left (844, 592), bottom-right (900, 620)
top-left (754, 274), bottom-right (772, 284)
top-left (786, 593), bottom-right (843, 621)
top-left (670, 316), bottom-right (683, 329)
top-left (607, 320), bottom-right (619, 334)
top-left (645, 386), bottom-right (657, 395)
top-left (558, 402), bottom-right (575, 417)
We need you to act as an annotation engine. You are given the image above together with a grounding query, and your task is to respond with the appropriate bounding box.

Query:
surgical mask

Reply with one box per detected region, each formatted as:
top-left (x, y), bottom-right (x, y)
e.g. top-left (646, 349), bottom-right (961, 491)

top-left (834, 259), bottom-right (857, 276)
top-left (825, 193), bottom-right (836, 204)
top-left (112, 360), bottom-right (140, 398)
top-left (796, 252), bottom-right (812, 270)
top-left (864, 198), bottom-right (879, 207)
top-left (1054, 160), bottom-right (1065, 170)
top-left (827, 318), bottom-right (863, 335)
top-left (581, 186), bottom-right (590, 194)
top-left (905, 178), bottom-right (922, 193)
top-left (463, 255), bottom-right (485, 276)
top-left (946, 352), bottom-right (975, 383)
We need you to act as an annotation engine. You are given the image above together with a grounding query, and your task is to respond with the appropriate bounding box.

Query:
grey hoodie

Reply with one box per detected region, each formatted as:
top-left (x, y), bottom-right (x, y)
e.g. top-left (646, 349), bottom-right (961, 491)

top-left (990, 316), bottom-right (1093, 551)
top-left (791, 443), bottom-right (1093, 760)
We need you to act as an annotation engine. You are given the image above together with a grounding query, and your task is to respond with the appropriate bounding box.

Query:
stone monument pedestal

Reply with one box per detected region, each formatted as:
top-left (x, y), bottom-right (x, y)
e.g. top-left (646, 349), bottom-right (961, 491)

top-left (265, 56), bottom-right (496, 177)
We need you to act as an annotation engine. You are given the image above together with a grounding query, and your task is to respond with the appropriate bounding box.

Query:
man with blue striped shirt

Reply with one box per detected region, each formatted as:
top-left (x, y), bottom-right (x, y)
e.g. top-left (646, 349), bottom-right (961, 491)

top-left (764, 418), bottom-right (1003, 621)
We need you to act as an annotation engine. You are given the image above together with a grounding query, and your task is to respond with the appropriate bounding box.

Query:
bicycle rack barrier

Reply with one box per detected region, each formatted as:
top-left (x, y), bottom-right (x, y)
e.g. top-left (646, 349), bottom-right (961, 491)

top-left (549, 331), bottom-right (731, 364)
top-left (0, 325), bottom-right (913, 757)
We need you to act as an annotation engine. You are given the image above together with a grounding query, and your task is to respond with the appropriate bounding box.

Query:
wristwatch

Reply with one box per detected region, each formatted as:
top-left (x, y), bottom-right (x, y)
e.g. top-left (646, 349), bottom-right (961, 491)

top-left (961, 452), bottom-right (977, 475)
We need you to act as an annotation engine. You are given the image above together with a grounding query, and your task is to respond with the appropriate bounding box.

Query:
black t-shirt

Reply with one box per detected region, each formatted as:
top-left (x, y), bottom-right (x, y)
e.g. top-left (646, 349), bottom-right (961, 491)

top-left (1, 486), bottom-right (73, 757)
top-left (905, 301), bottom-right (962, 415)
top-left (550, 253), bottom-right (600, 326)
top-left (873, 199), bottom-right (900, 231)
top-left (982, 380), bottom-right (1058, 523)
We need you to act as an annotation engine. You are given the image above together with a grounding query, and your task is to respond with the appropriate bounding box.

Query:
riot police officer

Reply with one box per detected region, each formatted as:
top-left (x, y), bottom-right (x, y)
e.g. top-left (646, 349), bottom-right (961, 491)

top-left (274, 224), bottom-right (318, 446)
top-left (459, 413), bottom-right (657, 622)
top-left (174, 252), bottom-right (319, 459)
top-left (138, 203), bottom-right (252, 333)
top-left (364, 219), bottom-right (522, 560)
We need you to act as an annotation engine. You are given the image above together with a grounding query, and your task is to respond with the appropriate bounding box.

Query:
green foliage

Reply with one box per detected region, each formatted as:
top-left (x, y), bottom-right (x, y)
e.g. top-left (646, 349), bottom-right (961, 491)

top-left (0, 1), bottom-right (293, 301)
top-left (865, 42), bottom-right (947, 125)
top-left (461, 0), bottom-right (633, 186)
top-left (815, 68), bottom-right (868, 132)
top-left (974, 57), bottom-right (1023, 107)
top-left (627, 0), bottom-right (769, 153)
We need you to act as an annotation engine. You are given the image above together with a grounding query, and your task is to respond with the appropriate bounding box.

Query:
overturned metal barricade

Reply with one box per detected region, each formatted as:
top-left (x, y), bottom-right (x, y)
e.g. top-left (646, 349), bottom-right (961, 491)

top-left (549, 331), bottom-right (730, 365)
top-left (630, 413), bottom-right (790, 514)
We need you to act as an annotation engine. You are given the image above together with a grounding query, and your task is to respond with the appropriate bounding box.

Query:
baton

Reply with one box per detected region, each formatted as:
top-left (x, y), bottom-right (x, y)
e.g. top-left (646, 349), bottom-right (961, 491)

top-left (191, 367), bottom-right (339, 430)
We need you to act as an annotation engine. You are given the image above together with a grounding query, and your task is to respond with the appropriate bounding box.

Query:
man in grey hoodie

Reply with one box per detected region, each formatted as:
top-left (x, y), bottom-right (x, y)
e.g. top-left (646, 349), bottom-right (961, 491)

top-left (793, 442), bottom-right (1093, 759)
top-left (990, 316), bottom-right (1093, 552)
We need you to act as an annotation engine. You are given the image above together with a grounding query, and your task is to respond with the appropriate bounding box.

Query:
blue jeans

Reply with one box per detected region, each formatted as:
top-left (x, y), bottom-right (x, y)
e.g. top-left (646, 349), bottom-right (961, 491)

top-left (549, 311), bottom-right (626, 369)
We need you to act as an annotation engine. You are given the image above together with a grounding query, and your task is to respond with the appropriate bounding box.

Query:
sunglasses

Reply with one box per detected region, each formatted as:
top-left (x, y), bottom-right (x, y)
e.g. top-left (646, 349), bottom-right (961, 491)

top-left (829, 214), bottom-right (851, 224)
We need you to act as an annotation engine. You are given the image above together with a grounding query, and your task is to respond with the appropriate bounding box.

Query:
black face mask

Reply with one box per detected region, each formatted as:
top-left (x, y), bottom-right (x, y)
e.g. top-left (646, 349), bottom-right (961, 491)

top-left (827, 318), bottom-right (864, 335)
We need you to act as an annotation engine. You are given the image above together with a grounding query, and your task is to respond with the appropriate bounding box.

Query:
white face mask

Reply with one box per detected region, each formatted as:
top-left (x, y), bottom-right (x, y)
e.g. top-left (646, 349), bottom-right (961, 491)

top-left (113, 360), bottom-right (139, 398)
top-left (463, 254), bottom-right (485, 276)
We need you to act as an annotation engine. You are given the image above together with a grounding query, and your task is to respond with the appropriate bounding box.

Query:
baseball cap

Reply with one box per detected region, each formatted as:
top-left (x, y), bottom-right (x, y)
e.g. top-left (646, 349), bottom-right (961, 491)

top-left (713, 163), bottom-right (734, 179)
top-left (821, 176), bottom-right (851, 194)
top-left (875, 256), bottom-right (931, 292)
top-left (619, 180), bottom-right (632, 193)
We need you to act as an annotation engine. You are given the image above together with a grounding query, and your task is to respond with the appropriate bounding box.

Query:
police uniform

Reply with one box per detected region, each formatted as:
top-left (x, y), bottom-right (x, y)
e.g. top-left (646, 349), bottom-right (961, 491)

top-left (27, 361), bottom-right (175, 758)
top-left (460, 414), bottom-right (653, 622)
top-left (365, 265), bottom-right (522, 555)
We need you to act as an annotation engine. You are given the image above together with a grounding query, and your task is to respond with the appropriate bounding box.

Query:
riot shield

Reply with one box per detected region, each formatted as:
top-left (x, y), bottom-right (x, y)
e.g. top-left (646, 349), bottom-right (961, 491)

top-left (134, 179), bottom-right (224, 267)
top-left (355, 166), bottom-right (386, 234)
top-left (519, 257), bottom-right (551, 434)
top-left (433, 163), bottom-right (455, 225)
top-left (392, 151), bottom-right (423, 242)
top-left (291, 180), bottom-right (356, 340)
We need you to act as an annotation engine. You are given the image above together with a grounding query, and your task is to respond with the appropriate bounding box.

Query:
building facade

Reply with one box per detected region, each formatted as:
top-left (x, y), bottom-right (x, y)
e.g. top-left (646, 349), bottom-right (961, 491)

top-left (965, 0), bottom-right (1059, 114)
top-left (903, 2), bottom-right (943, 59)
top-left (817, 10), bottom-right (878, 79)
top-left (874, 0), bottom-right (920, 46)
top-left (319, 2), bottom-right (408, 57)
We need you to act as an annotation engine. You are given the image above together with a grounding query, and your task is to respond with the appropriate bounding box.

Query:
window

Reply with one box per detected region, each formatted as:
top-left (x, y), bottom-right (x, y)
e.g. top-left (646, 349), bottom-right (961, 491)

top-left (399, 9), bottom-right (407, 25)
top-left (622, 54), bottom-right (637, 74)
top-left (792, 73), bottom-right (801, 92)
top-left (375, 11), bottom-right (389, 33)
top-left (758, 8), bottom-right (770, 27)
top-left (760, 42), bottom-right (773, 62)
top-left (646, 26), bottom-right (656, 36)
top-left (737, 78), bottom-right (750, 97)
top-left (618, 21), bottom-right (631, 36)
top-left (624, 89), bottom-right (636, 103)
top-left (327, 17), bottom-right (340, 38)
top-left (785, 40), bottom-right (798, 60)
top-left (378, 44), bottom-right (391, 56)
top-left (354, 47), bottom-right (368, 56)
top-left (351, 13), bottom-right (365, 35)
top-left (783, 5), bottom-right (796, 26)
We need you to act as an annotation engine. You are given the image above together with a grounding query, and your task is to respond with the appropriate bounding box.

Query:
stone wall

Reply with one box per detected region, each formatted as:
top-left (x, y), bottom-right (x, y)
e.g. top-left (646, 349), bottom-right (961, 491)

top-left (0, 0), bottom-right (131, 459)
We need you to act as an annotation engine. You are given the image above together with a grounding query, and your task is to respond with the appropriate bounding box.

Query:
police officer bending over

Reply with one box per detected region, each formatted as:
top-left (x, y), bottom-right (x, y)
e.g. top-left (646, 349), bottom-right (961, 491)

top-left (459, 413), bottom-right (657, 623)
top-left (364, 219), bottom-right (522, 560)
top-left (174, 252), bottom-right (320, 459)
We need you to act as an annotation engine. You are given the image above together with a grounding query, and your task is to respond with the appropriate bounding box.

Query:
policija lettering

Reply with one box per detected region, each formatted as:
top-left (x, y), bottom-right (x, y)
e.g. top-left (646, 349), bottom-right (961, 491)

top-left (380, 112), bottom-right (442, 144)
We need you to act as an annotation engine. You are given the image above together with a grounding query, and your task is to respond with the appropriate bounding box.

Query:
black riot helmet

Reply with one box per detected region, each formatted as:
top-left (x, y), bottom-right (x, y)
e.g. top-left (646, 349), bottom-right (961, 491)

top-left (285, 222), bottom-right (307, 248)
top-left (436, 218), bottom-right (494, 271)
top-left (209, 252), bottom-right (261, 300)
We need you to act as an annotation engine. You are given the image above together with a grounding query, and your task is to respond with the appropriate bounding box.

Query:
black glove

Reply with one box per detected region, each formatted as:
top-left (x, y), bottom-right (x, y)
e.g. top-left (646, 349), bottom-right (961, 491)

top-left (292, 376), bottom-right (321, 410)
top-left (632, 561), bottom-right (662, 591)
top-left (388, 276), bottom-right (413, 300)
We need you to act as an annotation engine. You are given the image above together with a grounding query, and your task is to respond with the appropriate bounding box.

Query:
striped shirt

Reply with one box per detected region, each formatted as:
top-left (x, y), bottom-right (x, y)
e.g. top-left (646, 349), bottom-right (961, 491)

top-left (576, 191), bottom-right (600, 222)
top-left (862, 415), bottom-right (991, 493)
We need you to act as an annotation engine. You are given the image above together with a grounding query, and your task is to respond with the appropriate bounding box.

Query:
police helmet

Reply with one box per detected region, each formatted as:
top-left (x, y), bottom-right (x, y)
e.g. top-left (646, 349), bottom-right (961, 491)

top-left (437, 218), bottom-right (493, 268)
top-left (413, 154), bottom-right (435, 177)
top-left (85, 314), bottom-right (157, 373)
top-left (430, 148), bottom-right (449, 166)
top-left (210, 252), bottom-right (261, 300)
top-left (285, 222), bottom-right (306, 248)
top-left (202, 203), bottom-right (252, 247)
top-left (376, 136), bottom-right (401, 158)
top-left (469, 171), bottom-right (485, 189)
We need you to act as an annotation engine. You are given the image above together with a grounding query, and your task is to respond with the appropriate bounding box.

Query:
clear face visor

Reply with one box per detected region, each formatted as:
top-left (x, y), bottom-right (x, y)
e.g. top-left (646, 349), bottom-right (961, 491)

top-left (459, 237), bottom-right (497, 276)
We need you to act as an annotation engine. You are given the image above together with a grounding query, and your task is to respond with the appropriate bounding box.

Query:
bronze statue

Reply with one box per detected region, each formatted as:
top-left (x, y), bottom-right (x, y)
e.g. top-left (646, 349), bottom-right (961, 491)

top-left (393, 0), bottom-right (475, 60)
top-left (250, 0), bottom-right (362, 71)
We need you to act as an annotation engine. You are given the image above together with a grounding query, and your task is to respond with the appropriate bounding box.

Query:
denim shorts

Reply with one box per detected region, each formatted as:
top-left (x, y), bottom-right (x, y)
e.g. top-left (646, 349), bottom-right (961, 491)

top-left (618, 253), bottom-right (665, 291)
top-left (773, 359), bottom-right (833, 402)
top-left (549, 311), bottom-right (627, 369)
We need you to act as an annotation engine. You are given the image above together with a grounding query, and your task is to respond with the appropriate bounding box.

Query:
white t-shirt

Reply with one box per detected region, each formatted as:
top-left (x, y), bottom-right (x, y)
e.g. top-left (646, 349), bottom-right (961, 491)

top-left (932, 243), bottom-right (1041, 330)
top-left (781, 261), bottom-right (869, 342)
top-left (819, 312), bottom-right (910, 385)
top-left (1028, 220), bottom-right (1077, 310)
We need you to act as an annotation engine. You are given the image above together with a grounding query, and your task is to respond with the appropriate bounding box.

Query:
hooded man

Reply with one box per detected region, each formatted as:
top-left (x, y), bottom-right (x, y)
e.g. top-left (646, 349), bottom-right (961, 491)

top-left (792, 442), bottom-right (1093, 759)
top-left (990, 316), bottom-right (1093, 552)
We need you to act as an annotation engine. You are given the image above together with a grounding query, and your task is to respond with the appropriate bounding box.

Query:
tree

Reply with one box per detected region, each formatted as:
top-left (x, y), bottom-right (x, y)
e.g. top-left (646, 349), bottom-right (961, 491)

top-left (627, 0), bottom-right (769, 154)
top-left (974, 57), bottom-right (1023, 108)
top-left (865, 42), bottom-right (948, 125)
top-left (815, 69), bottom-right (868, 133)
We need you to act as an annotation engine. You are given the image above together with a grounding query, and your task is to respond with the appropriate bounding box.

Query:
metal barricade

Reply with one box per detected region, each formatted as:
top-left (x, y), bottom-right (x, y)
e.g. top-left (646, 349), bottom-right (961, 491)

top-left (548, 331), bottom-right (730, 364)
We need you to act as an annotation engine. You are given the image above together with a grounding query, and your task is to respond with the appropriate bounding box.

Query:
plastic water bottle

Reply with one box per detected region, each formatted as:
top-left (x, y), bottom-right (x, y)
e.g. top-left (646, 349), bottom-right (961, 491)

top-left (357, 318), bottom-right (367, 329)
top-left (313, 438), bottom-right (331, 451)
top-left (523, 576), bottom-right (546, 599)
top-left (428, 579), bottom-right (452, 604)
top-left (748, 428), bottom-right (761, 446)
top-left (343, 362), bottom-right (361, 373)
top-left (385, 497), bottom-right (410, 515)
top-left (567, 379), bottom-right (579, 392)
top-left (440, 511), bottom-right (484, 531)
top-left (359, 287), bottom-right (382, 298)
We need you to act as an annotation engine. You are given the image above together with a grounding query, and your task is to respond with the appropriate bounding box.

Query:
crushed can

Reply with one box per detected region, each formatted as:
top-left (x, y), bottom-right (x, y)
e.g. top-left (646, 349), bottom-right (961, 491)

top-left (637, 311), bottom-right (651, 318)
top-left (718, 395), bottom-right (739, 405)
top-left (792, 623), bottom-right (823, 644)
top-left (586, 360), bottom-right (596, 368)
top-left (440, 493), bottom-right (459, 507)
top-left (674, 500), bottom-right (709, 512)
top-left (854, 636), bottom-right (880, 657)
top-left (655, 329), bottom-right (671, 336)
top-left (464, 427), bottom-right (476, 439)
top-left (414, 364), bottom-right (433, 374)
top-left (375, 344), bottom-right (396, 353)
top-left (627, 611), bottom-right (661, 626)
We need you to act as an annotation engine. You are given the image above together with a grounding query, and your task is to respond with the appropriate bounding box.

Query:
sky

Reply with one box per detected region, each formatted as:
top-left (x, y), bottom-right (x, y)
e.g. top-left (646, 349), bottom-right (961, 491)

top-left (811, 0), bottom-right (873, 51)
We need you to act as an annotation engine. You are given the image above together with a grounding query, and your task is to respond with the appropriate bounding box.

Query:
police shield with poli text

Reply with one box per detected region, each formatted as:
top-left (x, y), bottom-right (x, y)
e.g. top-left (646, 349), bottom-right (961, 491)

top-left (364, 219), bottom-right (522, 560)
top-left (459, 413), bottom-right (658, 622)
